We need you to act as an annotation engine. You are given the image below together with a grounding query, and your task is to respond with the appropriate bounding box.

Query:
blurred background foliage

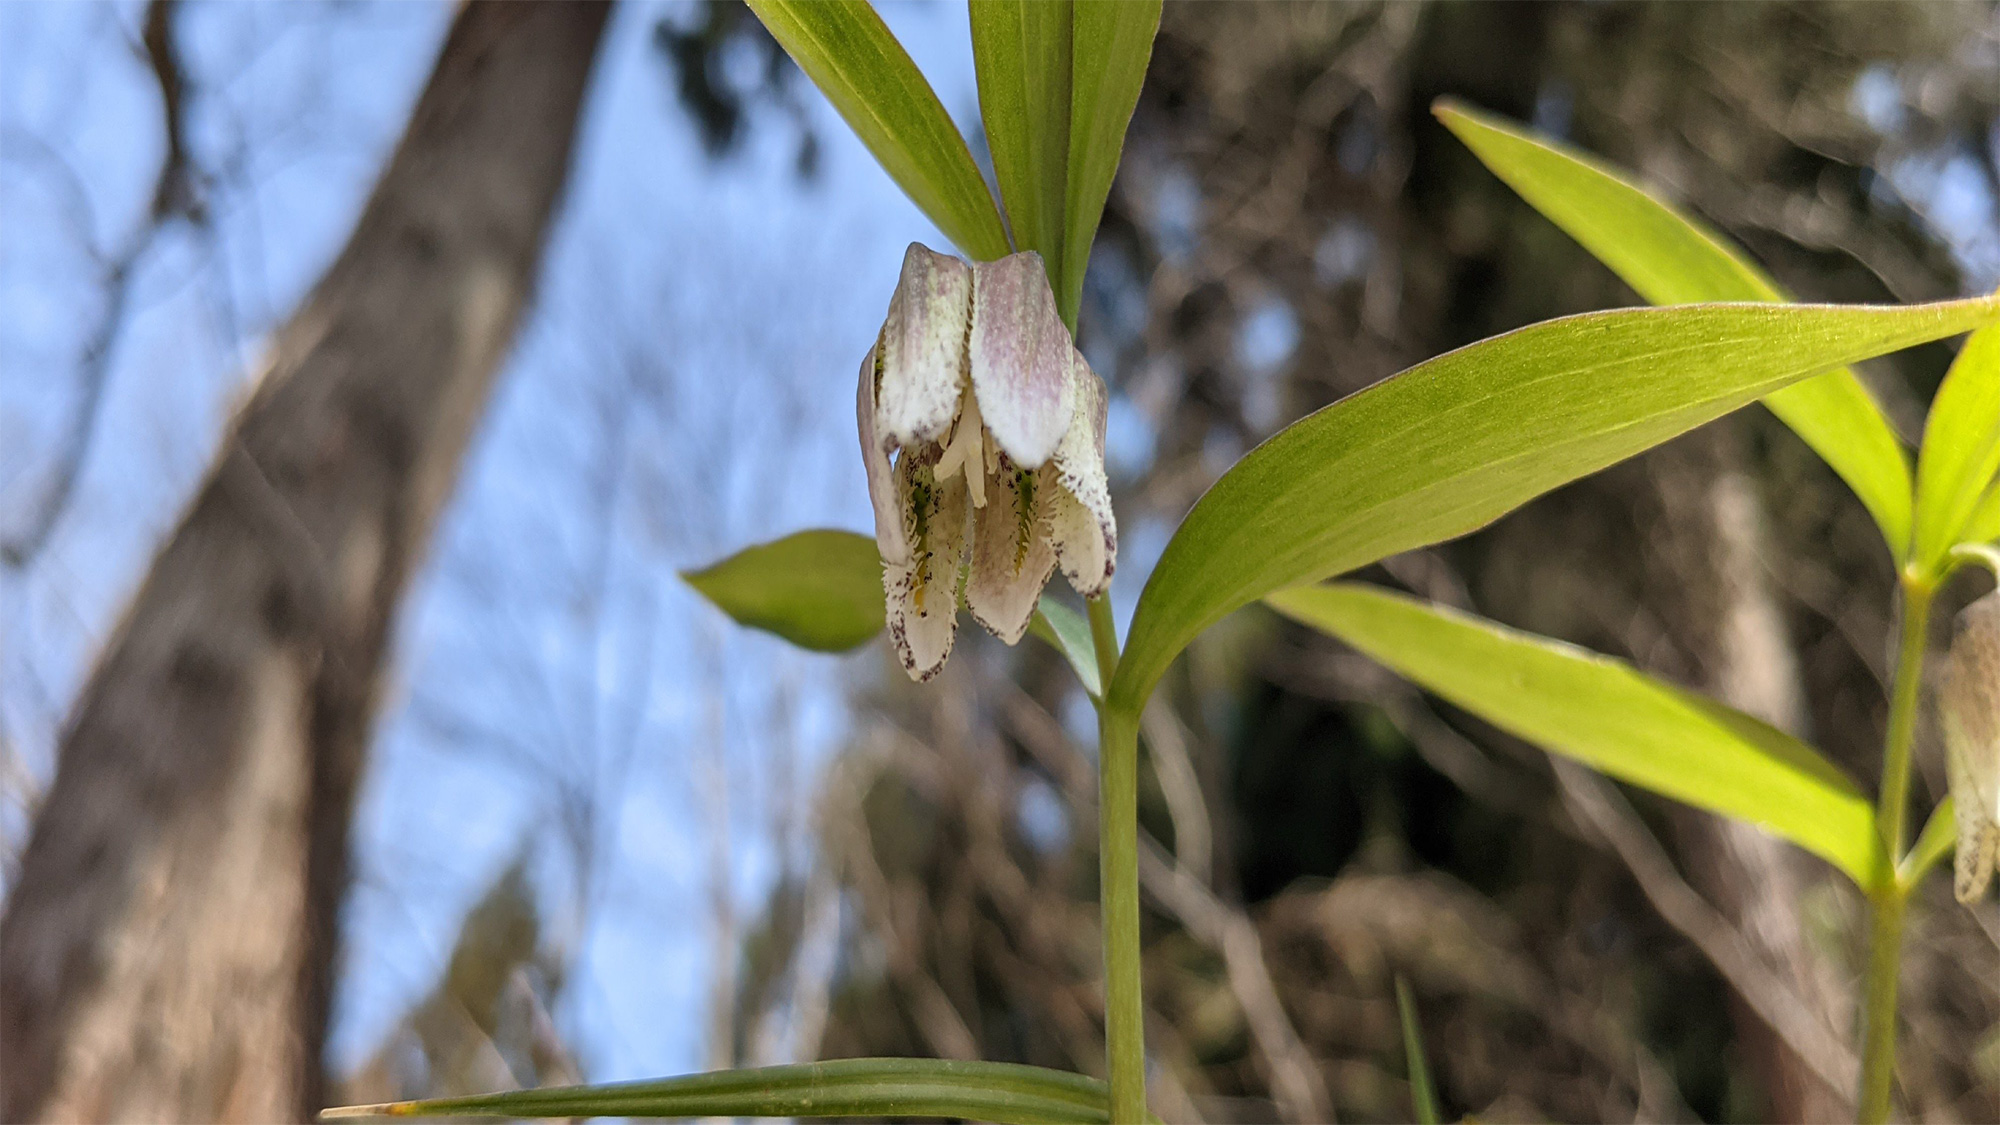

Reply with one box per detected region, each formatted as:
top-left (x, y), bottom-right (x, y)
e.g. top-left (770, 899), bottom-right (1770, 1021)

top-left (3, 1), bottom-right (1999, 1122)
top-left (685, 3), bottom-right (2000, 1121)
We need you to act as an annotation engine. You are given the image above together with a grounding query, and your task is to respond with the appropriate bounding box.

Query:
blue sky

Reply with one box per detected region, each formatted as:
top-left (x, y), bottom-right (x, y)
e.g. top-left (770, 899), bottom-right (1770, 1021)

top-left (0, 0), bottom-right (996, 1084)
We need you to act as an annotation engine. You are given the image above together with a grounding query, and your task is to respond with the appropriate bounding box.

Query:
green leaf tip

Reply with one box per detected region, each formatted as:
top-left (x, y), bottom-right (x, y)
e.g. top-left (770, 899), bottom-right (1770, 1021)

top-left (1109, 294), bottom-right (2000, 717)
top-left (1269, 582), bottom-right (1885, 884)
top-left (319, 1104), bottom-right (417, 1120)
top-left (1433, 96), bottom-right (1920, 561)
top-left (1914, 323), bottom-right (2000, 572)
top-left (1899, 796), bottom-right (1959, 890)
top-left (682, 529), bottom-right (885, 653)
top-left (1029, 594), bottom-right (1102, 698)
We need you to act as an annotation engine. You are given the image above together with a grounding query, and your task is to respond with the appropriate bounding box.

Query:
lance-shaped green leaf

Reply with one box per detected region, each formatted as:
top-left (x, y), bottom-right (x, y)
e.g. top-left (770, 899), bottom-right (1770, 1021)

top-left (1963, 478), bottom-right (2000, 546)
top-left (320, 1058), bottom-right (1113, 1123)
top-left (1914, 323), bottom-right (2000, 571)
top-left (1029, 594), bottom-right (1101, 697)
top-left (1269, 583), bottom-right (1884, 884)
top-left (1436, 99), bottom-right (1916, 557)
top-left (1901, 796), bottom-right (1959, 890)
top-left (1058, 0), bottom-right (1161, 326)
top-left (1105, 295), bottom-right (2000, 716)
top-left (683, 530), bottom-right (884, 652)
top-left (971, 0), bottom-right (1073, 281)
top-left (749, 0), bottom-right (1010, 262)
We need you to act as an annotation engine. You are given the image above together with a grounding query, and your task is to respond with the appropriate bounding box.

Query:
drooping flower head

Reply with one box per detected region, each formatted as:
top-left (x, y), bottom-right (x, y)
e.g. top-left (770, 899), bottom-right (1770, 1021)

top-left (859, 243), bottom-right (1116, 680)
top-left (1942, 591), bottom-right (2000, 903)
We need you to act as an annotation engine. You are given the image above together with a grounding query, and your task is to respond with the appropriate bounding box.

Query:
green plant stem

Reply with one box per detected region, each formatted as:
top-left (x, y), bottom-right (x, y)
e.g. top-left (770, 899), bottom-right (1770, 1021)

top-left (1857, 574), bottom-right (1934, 1124)
top-left (1878, 576), bottom-right (1934, 861)
top-left (1857, 883), bottom-right (1907, 1124)
top-left (1086, 595), bottom-right (1145, 1124)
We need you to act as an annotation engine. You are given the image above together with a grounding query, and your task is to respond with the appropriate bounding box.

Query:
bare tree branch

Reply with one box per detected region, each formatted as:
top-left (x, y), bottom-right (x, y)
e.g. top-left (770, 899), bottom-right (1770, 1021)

top-left (1550, 759), bottom-right (1858, 1096)
top-left (1137, 838), bottom-right (1332, 1125)
top-left (2, 0), bottom-right (204, 570)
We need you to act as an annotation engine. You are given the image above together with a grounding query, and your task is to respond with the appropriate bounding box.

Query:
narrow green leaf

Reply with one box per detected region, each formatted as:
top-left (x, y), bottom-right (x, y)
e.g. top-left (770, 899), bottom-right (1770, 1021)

top-left (1396, 977), bottom-right (1440, 1125)
top-left (320, 1058), bottom-right (1111, 1123)
top-left (1269, 583), bottom-right (1883, 884)
top-left (1900, 797), bottom-right (1958, 890)
top-left (1914, 324), bottom-right (2000, 571)
top-left (1106, 295), bottom-right (2000, 716)
top-left (1962, 477), bottom-right (2000, 545)
top-left (1029, 595), bottom-right (1101, 697)
top-left (1058, 0), bottom-right (1161, 326)
top-left (1436, 99), bottom-right (1916, 557)
top-left (971, 0), bottom-right (1072, 280)
top-left (682, 530), bottom-right (883, 653)
top-left (749, 0), bottom-right (1011, 261)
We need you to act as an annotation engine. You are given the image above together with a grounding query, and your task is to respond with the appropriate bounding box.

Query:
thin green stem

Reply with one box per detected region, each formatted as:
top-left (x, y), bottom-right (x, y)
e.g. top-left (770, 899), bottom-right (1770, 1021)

top-left (1086, 595), bottom-right (1146, 1124)
top-left (1858, 883), bottom-right (1907, 1124)
top-left (1857, 574), bottom-right (1934, 1124)
top-left (1877, 576), bottom-right (1934, 858)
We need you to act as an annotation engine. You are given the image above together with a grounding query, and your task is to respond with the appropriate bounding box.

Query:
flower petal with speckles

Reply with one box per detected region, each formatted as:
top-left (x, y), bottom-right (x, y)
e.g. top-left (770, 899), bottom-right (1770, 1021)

top-left (1043, 350), bottom-right (1117, 597)
top-left (885, 456), bottom-right (968, 680)
top-left (879, 243), bottom-right (973, 449)
top-left (965, 463), bottom-right (1058, 645)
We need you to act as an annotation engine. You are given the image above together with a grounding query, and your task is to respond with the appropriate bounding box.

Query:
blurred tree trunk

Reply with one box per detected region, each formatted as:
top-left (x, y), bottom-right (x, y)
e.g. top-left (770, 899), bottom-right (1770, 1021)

top-left (0, 3), bottom-right (608, 1120)
top-left (1643, 428), bottom-right (1857, 1122)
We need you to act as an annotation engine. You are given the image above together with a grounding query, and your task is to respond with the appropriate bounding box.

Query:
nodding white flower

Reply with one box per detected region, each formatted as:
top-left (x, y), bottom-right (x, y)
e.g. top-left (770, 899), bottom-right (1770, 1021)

top-left (1943, 592), bottom-right (2000, 904)
top-left (858, 243), bottom-right (1116, 681)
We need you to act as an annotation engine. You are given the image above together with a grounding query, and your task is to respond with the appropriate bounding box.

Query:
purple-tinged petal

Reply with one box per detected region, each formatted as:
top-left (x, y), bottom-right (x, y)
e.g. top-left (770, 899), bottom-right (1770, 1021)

top-left (969, 252), bottom-right (1073, 469)
top-left (1043, 351), bottom-right (1116, 597)
top-left (858, 343), bottom-right (911, 565)
top-left (885, 457), bottom-right (968, 681)
top-left (879, 243), bottom-right (974, 448)
top-left (965, 462), bottom-right (1058, 645)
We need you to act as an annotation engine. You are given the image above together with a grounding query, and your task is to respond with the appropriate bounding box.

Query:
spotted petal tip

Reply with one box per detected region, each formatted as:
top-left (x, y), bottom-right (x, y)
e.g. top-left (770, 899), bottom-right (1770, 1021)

top-left (885, 459), bottom-right (968, 681)
top-left (1045, 351), bottom-right (1117, 598)
top-left (965, 465), bottom-right (1058, 645)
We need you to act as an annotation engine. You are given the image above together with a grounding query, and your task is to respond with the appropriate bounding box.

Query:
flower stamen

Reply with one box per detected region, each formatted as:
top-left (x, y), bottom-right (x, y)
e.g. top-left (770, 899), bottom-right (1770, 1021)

top-left (934, 391), bottom-right (988, 509)
top-left (1014, 469), bottom-right (1035, 573)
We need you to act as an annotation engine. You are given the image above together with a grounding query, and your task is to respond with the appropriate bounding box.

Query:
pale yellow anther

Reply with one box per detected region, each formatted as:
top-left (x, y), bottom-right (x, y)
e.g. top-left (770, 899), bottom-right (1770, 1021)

top-left (935, 393), bottom-right (988, 509)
